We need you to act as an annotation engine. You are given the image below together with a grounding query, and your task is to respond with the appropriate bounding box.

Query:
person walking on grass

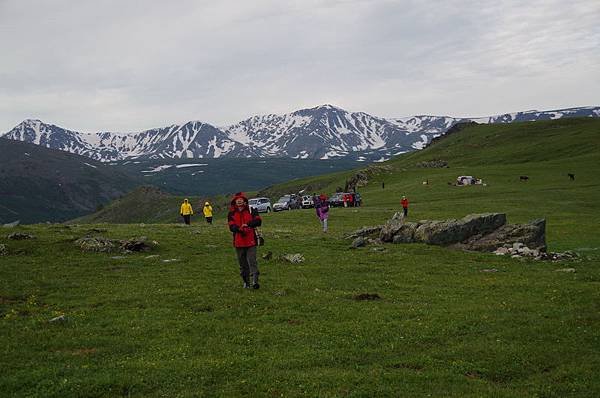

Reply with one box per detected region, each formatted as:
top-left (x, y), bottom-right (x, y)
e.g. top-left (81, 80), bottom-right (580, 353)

top-left (180, 198), bottom-right (193, 225)
top-left (227, 192), bottom-right (262, 289)
top-left (401, 195), bottom-right (409, 217)
top-left (203, 201), bottom-right (213, 224)
top-left (316, 194), bottom-right (329, 233)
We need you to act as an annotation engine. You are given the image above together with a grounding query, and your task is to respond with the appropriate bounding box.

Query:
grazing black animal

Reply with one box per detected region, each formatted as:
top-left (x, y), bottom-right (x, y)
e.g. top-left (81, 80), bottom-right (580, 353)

top-left (568, 173), bottom-right (575, 181)
top-left (519, 175), bottom-right (529, 181)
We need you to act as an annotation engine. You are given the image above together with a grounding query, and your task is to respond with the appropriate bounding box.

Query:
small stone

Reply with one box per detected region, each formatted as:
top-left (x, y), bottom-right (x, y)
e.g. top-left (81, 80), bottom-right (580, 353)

top-left (111, 256), bottom-right (126, 259)
top-left (351, 236), bottom-right (366, 249)
top-left (555, 268), bottom-right (576, 273)
top-left (511, 254), bottom-right (521, 258)
top-left (49, 315), bottom-right (66, 323)
top-left (280, 253), bottom-right (305, 263)
top-left (144, 255), bottom-right (159, 259)
top-left (481, 268), bottom-right (499, 272)
top-left (495, 247), bottom-right (509, 255)
top-left (513, 242), bottom-right (524, 250)
top-left (262, 251), bottom-right (273, 260)
top-left (7, 232), bottom-right (35, 240)
top-left (162, 258), bottom-right (179, 263)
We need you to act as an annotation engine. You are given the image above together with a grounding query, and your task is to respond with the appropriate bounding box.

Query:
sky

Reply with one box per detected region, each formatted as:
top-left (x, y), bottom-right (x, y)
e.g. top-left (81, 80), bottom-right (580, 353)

top-left (1, 0), bottom-right (599, 133)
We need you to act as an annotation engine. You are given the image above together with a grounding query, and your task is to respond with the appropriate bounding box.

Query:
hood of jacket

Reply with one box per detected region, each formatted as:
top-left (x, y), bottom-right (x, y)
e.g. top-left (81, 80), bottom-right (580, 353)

top-left (229, 192), bottom-right (249, 211)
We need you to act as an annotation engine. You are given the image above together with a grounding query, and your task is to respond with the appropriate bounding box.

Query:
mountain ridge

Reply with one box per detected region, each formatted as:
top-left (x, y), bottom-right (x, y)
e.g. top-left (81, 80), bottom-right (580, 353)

top-left (3, 105), bottom-right (599, 162)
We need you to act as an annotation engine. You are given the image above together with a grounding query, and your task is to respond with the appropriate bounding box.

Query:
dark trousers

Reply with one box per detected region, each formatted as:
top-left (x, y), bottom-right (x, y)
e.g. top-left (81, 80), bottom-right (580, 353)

top-left (205, 216), bottom-right (213, 224)
top-left (235, 246), bottom-right (259, 284)
top-left (403, 207), bottom-right (408, 217)
top-left (183, 215), bottom-right (191, 225)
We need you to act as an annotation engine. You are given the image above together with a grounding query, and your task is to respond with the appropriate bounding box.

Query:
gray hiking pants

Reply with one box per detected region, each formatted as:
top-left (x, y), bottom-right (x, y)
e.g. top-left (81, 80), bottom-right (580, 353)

top-left (235, 246), bottom-right (259, 284)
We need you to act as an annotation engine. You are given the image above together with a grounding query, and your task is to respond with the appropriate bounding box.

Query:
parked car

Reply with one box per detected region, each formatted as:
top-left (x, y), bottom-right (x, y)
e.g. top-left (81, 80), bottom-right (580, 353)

top-left (248, 197), bottom-right (272, 213)
top-left (301, 195), bottom-right (314, 208)
top-left (273, 194), bottom-right (301, 211)
top-left (329, 192), bottom-right (346, 207)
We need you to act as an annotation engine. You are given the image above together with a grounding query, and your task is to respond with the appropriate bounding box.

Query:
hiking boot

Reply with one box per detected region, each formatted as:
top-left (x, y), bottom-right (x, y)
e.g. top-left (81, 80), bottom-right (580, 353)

top-left (243, 282), bottom-right (250, 289)
top-left (252, 283), bottom-right (260, 290)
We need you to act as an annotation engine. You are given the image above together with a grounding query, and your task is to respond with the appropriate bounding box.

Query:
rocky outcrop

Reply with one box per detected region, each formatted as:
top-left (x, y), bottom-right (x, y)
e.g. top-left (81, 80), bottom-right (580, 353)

top-left (345, 164), bottom-right (393, 192)
top-left (7, 232), bottom-right (35, 240)
top-left (75, 236), bottom-right (157, 253)
top-left (414, 213), bottom-right (507, 246)
top-left (454, 219), bottom-right (546, 252)
top-left (416, 160), bottom-right (448, 168)
top-left (348, 213), bottom-right (548, 255)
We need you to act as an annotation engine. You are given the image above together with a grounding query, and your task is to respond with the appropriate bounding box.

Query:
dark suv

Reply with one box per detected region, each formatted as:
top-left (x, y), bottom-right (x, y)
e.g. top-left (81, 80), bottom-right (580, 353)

top-left (273, 194), bottom-right (301, 211)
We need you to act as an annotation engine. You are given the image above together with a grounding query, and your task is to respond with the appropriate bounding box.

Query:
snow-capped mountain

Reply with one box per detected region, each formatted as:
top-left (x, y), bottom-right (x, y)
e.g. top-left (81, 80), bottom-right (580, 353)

top-left (2, 105), bottom-right (599, 162)
top-left (3, 120), bottom-right (251, 161)
top-left (223, 104), bottom-right (439, 161)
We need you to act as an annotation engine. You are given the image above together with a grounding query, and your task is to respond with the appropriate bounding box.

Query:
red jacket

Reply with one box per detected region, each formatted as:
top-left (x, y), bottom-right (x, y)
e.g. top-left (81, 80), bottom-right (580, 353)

top-left (401, 198), bottom-right (409, 208)
top-left (227, 193), bottom-right (262, 248)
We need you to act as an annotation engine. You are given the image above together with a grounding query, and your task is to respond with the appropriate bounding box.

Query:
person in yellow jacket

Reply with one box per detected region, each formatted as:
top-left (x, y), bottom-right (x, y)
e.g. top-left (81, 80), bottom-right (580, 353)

top-left (180, 198), bottom-right (193, 225)
top-left (203, 201), bottom-right (213, 224)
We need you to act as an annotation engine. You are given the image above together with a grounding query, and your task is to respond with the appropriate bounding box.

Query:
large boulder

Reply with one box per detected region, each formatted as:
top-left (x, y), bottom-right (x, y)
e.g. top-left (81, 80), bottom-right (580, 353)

top-left (456, 218), bottom-right (546, 252)
top-left (379, 212), bottom-right (406, 242)
top-left (414, 213), bottom-right (506, 245)
top-left (392, 222), bottom-right (420, 243)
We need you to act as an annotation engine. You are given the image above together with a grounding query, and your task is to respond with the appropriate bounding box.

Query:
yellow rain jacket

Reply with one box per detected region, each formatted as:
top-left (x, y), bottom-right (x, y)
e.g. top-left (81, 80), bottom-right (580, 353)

top-left (180, 200), bottom-right (193, 216)
top-left (203, 203), bottom-right (213, 217)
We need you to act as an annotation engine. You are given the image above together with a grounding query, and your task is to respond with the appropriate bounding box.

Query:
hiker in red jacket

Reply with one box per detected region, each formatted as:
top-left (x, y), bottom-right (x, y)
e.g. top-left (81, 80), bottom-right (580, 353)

top-left (227, 192), bottom-right (262, 289)
top-left (401, 195), bottom-right (409, 217)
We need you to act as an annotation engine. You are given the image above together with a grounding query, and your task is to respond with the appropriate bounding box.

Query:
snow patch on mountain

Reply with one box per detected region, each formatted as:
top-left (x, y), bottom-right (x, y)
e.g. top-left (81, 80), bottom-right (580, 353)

top-left (141, 165), bottom-right (173, 173)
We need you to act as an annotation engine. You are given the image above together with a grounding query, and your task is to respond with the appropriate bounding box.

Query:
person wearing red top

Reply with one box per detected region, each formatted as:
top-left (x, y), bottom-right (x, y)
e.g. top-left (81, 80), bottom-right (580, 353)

top-left (401, 195), bottom-right (409, 217)
top-left (227, 192), bottom-right (262, 289)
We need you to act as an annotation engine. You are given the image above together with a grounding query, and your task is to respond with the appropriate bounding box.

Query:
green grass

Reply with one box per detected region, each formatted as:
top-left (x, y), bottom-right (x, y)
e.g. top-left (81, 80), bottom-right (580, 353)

top-left (2, 118), bottom-right (600, 397)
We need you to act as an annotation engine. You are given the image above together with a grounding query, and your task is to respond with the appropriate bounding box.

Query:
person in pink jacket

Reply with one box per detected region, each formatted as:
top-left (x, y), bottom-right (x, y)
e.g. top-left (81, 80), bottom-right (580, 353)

top-left (316, 194), bottom-right (329, 232)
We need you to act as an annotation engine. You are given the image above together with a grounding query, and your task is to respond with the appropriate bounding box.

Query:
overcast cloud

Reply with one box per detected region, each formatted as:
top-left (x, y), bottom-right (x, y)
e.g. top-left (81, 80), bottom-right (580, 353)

top-left (1, 0), bottom-right (599, 132)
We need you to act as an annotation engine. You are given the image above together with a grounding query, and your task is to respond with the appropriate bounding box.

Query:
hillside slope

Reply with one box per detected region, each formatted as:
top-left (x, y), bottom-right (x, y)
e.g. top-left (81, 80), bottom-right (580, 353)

top-left (74, 118), bottom-right (600, 251)
top-left (0, 138), bottom-right (139, 223)
top-left (71, 186), bottom-right (229, 224)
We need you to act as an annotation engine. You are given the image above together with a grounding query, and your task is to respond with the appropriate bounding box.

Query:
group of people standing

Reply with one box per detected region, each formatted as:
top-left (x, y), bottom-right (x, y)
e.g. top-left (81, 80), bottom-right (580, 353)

top-left (179, 199), bottom-right (213, 225)
top-left (181, 191), bottom-right (410, 291)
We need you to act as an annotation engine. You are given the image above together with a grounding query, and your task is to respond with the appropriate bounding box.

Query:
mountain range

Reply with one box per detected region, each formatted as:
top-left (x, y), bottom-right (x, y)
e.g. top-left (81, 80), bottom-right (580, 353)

top-left (3, 105), bottom-right (599, 162)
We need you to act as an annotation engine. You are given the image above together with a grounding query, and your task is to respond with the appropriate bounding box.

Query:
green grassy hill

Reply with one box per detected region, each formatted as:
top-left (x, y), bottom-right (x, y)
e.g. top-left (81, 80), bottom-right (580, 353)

top-left (70, 186), bottom-right (230, 225)
top-left (2, 118), bottom-right (600, 397)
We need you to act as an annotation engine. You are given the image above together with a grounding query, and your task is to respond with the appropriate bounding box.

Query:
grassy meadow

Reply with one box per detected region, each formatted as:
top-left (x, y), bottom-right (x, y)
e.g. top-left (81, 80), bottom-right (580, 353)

top-left (1, 118), bottom-right (600, 397)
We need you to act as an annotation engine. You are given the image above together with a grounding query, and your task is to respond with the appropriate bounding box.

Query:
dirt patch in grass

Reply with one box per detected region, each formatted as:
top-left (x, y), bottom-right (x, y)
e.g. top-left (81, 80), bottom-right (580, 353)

top-left (391, 363), bottom-right (424, 372)
top-left (353, 293), bottom-right (381, 301)
top-left (70, 348), bottom-right (98, 356)
top-left (191, 305), bottom-right (214, 313)
top-left (0, 295), bottom-right (26, 305)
